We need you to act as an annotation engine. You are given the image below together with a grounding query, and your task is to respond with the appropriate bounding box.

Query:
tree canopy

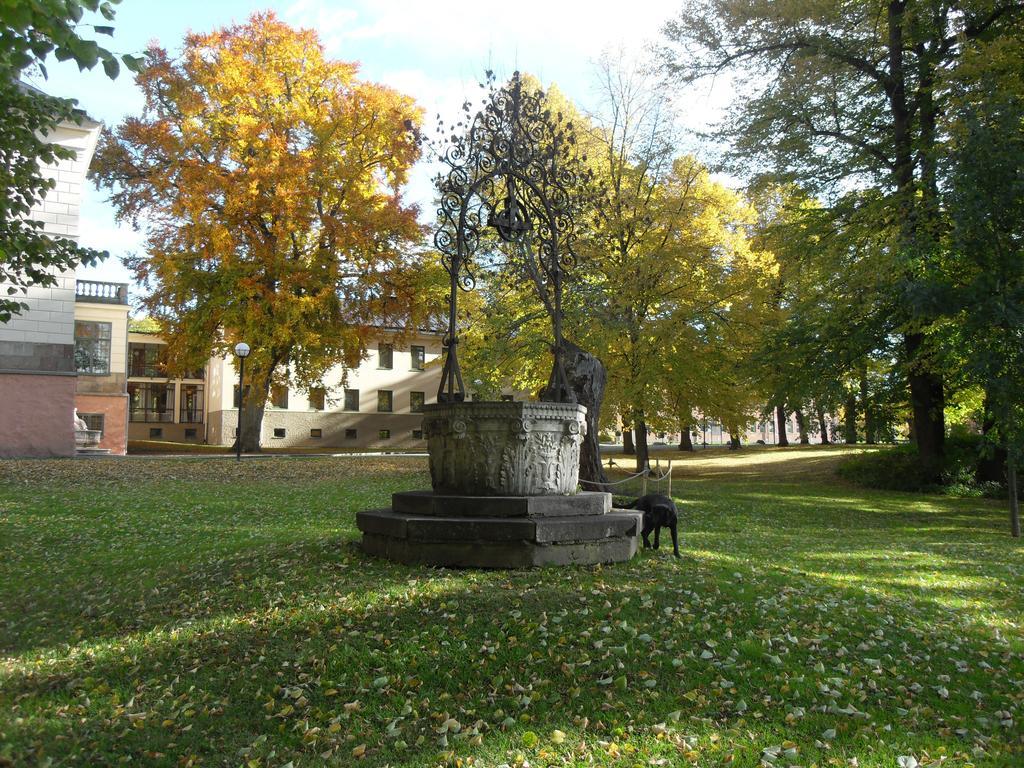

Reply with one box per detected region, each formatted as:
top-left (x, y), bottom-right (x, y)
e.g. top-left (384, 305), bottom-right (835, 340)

top-left (458, 67), bottom-right (778, 470)
top-left (92, 12), bottom-right (427, 450)
top-left (662, 0), bottom-right (1024, 472)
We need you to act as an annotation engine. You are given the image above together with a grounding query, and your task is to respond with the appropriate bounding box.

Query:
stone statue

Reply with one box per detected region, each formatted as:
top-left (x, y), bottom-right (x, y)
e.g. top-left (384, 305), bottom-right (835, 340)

top-left (73, 409), bottom-right (100, 448)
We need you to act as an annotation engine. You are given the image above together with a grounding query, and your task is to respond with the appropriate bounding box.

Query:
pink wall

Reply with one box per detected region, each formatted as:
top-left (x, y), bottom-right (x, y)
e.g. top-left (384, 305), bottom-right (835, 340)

top-left (0, 373), bottom-right (76, 457)
top-left (75, 393), bottom-right (128, 455)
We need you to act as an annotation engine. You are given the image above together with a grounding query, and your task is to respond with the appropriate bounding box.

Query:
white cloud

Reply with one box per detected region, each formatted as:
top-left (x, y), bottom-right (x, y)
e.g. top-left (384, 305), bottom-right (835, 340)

top-left (286, 0), bottom-right (683, 61)
top-left (58, 0), bottom-right (736, 288)
top-left (282, 0), bottom-right (727, 219)
top-left (283, 0), bottom-right (728, 145)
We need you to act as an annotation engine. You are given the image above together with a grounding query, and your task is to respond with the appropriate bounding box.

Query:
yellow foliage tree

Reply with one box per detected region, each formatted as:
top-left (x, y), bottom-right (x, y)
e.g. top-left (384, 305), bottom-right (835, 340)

top-left (460, 66), bottom-right (778, 470)
top-left (576, 59), bottom-right (777, 470)
top-left (93, 12), bottom-right (426, 450)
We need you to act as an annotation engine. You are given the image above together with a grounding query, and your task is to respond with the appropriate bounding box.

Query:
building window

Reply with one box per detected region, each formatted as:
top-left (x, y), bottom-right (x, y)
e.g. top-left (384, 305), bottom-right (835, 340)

top-left (501, 394), bottom-right (514, 402)
top-left (377, 390), bottom-right (393, 412)
top-left (378, 343), bottom-right (393, 369)
top-left (343, 388), bottom-right (359, 411)
top-left (74, 321), bottom-right (111, 375)
top-left (184, 428), bottom-right (197, 439)
top-left (149, 427), bottom-right (163, 438)
top-left (310, 428), bottom-right (322, 439)
top-left (270, 384), bottom-right (289, 409)
top-left (179, 384), bottom-right (204, 423)
top-left (273, 427), bottom-right (286, 439)
top-left (308, 387), bottom-right (326, 411)
top-left (378, 429), bottom-right (391, 440)
top-left (345, 428), bottom-right (357, 440)
top-left (129, 382), bottom-right (174, 422)
top-left (412, 429), bottom-right (423, 440)
top-left (128, 342), bottom-right (165, 377)
top-left (411, 345), bottom-right (425, 370)
top-left (410, 391), bottom-right (425, 413)
top-left (79, 413), bottom-right (104, 435)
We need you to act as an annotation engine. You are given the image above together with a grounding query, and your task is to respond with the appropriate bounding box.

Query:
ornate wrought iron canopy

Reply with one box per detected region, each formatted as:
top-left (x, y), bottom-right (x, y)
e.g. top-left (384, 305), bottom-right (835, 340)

top-left (433, 71), bottom-right (591, 404)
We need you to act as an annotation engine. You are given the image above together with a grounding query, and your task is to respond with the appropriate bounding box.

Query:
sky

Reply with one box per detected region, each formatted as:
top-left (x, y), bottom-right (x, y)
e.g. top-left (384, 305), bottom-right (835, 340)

top-left (25, 0), bottom-right (730, 288)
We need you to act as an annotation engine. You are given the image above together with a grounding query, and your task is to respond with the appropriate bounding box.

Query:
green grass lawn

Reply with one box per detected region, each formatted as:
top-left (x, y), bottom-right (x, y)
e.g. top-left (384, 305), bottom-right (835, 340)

top-left (1, 447), bottom-right (1020, 767)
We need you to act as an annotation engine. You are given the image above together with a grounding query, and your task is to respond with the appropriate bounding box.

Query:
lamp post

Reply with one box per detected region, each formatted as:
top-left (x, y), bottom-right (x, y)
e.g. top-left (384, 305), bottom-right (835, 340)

top-left (234, 342), bottom-right (250, 461)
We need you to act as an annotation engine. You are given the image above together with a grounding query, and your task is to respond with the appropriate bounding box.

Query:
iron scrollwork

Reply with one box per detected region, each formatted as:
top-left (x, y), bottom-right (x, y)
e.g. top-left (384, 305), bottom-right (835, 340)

top-left (433, 71), bottom-right (593, 403)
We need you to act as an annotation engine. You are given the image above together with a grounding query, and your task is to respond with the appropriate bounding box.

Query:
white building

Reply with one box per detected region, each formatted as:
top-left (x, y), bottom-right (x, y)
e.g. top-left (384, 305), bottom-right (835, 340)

top-left (125, 327), bottom-right (446, 450)
top-left (0, 101), bottom-right (102, 457)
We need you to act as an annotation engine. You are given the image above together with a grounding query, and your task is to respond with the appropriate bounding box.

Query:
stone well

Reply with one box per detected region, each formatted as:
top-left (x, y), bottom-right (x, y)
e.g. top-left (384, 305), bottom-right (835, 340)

top-left (357, 401), bottom-right (641, 568)
top-left (423, 401), bottom-right (586, 496)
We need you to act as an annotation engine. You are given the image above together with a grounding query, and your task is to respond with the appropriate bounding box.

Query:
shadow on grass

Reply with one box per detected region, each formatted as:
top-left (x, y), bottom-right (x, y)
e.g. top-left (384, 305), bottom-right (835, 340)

top-left (4, 471), bottom-right (1015, 660)
top-left (3, 539), bottom-right (1020, 767)
top-left (2, 455), bottom-right (1022, 766)
top-left (0, 467), bottom-right (426, 656)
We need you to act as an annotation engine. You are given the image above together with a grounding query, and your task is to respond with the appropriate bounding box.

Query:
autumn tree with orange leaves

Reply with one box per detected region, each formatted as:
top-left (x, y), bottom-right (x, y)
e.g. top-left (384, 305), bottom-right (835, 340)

top-left (92, 12), bottom-right (425, 451)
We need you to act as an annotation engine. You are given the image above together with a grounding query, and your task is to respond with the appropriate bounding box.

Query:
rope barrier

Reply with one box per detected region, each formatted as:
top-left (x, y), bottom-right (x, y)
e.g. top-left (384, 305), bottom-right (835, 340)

top-left (579, 470), bottom-right (649, 488)
top-left (648, 466), bottom-right (672, 482)
top-left (579, 459), bottom-right (674, 492)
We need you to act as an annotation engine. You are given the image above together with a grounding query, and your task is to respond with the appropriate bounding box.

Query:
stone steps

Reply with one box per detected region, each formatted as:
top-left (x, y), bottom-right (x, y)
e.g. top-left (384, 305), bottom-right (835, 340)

top-left (357, 490), bottom-right (641, 568)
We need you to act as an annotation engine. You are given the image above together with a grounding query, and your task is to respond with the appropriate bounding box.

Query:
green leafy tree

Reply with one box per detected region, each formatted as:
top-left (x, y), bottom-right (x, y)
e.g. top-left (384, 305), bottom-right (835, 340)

top-left (662, 0), bottom-right (1024, 473)
top-left (749, 184), bottom-right (909, 448)
top-left (0, 0), bottom-right (141, 321)
top-left (946, 34), bottom-right (1024, 536)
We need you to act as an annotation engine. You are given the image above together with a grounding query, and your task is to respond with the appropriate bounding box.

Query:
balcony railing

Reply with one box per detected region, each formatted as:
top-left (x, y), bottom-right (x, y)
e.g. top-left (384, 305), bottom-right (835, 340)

top-left (76, 280), bottom-right (129, 305)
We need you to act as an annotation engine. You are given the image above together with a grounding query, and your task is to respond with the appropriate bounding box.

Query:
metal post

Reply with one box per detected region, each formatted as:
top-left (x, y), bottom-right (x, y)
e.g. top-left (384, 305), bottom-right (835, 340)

top-left (236, 355), bottom-right (245, 462)
top-left (1009, 450), bottom-right (1020, 538)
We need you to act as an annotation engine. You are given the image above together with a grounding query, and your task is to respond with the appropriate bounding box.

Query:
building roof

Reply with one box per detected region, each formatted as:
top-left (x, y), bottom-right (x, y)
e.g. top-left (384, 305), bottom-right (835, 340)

top-left (14, 78), bottom-right (100, 128)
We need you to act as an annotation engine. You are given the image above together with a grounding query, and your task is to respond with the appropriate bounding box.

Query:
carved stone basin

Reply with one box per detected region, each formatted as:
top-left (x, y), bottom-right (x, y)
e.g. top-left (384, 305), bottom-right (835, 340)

top-left (74, 429), bottom-right (101, 448)
top-left (422, 401), bottom-right (587, 496)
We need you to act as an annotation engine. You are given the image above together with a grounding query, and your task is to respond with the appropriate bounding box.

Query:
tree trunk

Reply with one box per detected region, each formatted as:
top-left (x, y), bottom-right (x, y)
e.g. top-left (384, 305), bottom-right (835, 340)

top-left (678, 422), bottom-right (694, 452)
top-left (235, 378), bottom-right (270, 453)
top-left (816, 401), bottom-right (830, 445)
top-left (542, 339), bottom-right (608, 486)
top-left (860, 362), bottom-right (876, 445)
top-left (633, 413), bottom-right (651, 474)
top-left (885, 4), bottom-right (945, 474)
top-left (623, 427), bottom-right (635, 455)
top-left (728, 430), bottom-right (741, 450)
top-left (905, 332), bottom-right (945, 468)
top-left (775, 404), bottom-right (789, 447)
top-left (794, 407), bottom-right (809, 445)
top-left (843, 391), bottom-right (858, 444)
top-left (977, 390), bottom-right (1006, 483)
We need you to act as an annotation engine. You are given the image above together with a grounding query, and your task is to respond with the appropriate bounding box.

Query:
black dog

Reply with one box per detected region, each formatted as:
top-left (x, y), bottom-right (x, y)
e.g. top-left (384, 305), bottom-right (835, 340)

top-left (624, 493), bottom-right (680, 558)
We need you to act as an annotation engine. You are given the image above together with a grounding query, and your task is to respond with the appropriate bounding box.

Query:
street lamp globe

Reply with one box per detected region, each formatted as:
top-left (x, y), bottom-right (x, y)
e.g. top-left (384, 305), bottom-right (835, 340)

top-left (234, 342), bottom-right (250, 358)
